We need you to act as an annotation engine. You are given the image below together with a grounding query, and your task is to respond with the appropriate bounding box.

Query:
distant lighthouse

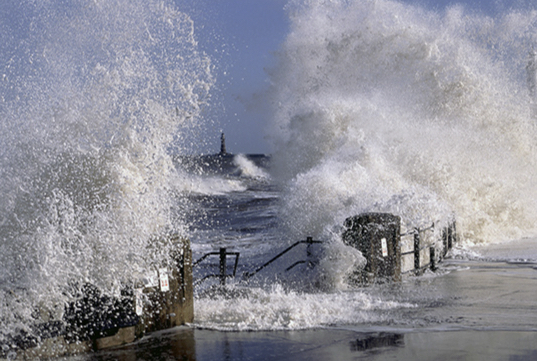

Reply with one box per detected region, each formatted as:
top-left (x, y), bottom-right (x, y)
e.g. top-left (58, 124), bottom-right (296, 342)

top-left (219, 132), bottom-right (227, 156)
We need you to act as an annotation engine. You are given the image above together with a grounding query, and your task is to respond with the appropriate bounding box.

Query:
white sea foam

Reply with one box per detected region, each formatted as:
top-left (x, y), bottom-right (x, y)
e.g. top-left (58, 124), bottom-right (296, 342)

top-left (172, 171), bottom-right (247, 195)
top-left (233, 154), bottom-right (271, 180)
top-left (194, 284), bottom-right (416, 331)
top-left (269, 0), bottom-right (537, 245)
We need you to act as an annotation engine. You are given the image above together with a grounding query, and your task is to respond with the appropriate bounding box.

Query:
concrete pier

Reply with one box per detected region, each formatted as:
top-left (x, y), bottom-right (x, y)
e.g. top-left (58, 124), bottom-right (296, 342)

top-left (1, 236), bottom-right (193, 360)
top-left (343, 213), bottom-right (457, 283)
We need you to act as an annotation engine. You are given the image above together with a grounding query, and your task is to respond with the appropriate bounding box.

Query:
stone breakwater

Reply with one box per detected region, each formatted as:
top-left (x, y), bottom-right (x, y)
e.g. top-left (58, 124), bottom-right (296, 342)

top-left (1, 237), bottom-right (193, 360)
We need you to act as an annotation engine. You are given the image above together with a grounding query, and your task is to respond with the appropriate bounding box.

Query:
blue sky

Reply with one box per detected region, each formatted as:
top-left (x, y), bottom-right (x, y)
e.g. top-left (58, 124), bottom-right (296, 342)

top-left (177, 0), bottom-right (289, 154)
top-left (176, 0), bottom-right (528, 154)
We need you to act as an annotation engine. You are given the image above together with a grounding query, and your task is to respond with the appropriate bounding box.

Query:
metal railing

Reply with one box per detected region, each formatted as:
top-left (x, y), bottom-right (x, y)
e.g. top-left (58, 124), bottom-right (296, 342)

top-left (192, 220), bottom-right (456, 286)
top-left (192, 247), bottom-right (240, 286)
top-left (192, 237), bottom-right (322, 286)
top-left (401, 221), bottom-right (457, 275)
top-left (243, 237), bottom-right (322, 279)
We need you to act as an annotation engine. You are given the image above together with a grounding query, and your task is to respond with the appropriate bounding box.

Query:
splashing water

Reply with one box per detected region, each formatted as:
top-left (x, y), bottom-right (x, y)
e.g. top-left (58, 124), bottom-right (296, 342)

top-left (0, 0), bottom-right (213, 339)
top-left (5, 0), bottom-right (537, 340)
top-left (233, 154), bottom-right (271, 180)
top-left (194, 284), bottom-right (416, 331)
top-left (269, 0), bottom-right (537, 245)
top-left (195, 1), bottom-right (537, 332)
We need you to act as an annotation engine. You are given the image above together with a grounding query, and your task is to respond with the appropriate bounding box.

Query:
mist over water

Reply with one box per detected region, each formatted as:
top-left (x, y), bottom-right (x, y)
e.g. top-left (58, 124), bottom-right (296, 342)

top-left (269, 0), bottom-right (537, 245)
top-left (0, 0), bottom-right (213, 338)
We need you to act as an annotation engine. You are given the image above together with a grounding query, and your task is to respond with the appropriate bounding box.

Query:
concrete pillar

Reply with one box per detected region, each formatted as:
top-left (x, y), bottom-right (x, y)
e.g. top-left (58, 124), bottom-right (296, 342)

top-left (342, 213), bottom-right (401, 284)
top-left (140, 236), bottom-right (193, 334)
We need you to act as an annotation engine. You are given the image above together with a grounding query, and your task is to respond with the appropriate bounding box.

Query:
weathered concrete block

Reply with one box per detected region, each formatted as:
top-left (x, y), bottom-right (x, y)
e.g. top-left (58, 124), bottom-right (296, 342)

top-left (343, 213), bottom-right (401, 284)
top-left (94, 326), bottom-right (136, 350)
top-left (1, 235), bottom-right (194, 359)
top-left (139, 237), bottom-right (193, 333)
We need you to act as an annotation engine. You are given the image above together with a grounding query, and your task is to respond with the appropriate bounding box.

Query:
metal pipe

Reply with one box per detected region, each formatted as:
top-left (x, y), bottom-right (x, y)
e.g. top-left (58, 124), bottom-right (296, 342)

top-left (414, 231), bottom-right (420, 271)
top-left (219, 248), bottom-right (227, 286)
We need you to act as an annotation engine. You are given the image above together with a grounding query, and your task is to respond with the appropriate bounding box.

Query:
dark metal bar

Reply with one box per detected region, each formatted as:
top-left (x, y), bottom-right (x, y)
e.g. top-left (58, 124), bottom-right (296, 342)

top-left (448, 225), bottom-right (453, 249)
top-left (430, 247), bottom-right (436, 271)
top-left (230, 252), bottom-right (240, 277)
top-left (414, 230), bottom-right (420, 270)
top-left (401, 222), bottom-right (434, 237)
top-left (193, 255), bottom-right (238, 286)
top-left (219, 248), bottom-right (227, 286)
top-left (442, 228), bottom-right (448, 257)
top-left (244, 238), bottom-right (322, 279)
top-left (194, 239), bottom-right (322, 285)
top-left (421, 223), bottom-right (435, 232)
top-left (452, 221), bottom-right (457, 245)
top-left (192, 252), bottom-right (220, 267)
top-left (192, 249), bottom-right (239, 287)
top-left (193, 251), bottom-right (239, 268)
top-left (285, 260), bottom-right (306, 272)
top-left (402, 244), bottom-right (430, 256)
top-left (402, 220), bottom-right (457, 275)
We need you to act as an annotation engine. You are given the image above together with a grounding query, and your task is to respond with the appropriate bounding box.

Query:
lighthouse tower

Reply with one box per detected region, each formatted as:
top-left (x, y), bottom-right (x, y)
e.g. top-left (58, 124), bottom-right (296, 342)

top-left (219, 132), bottom-right (227, 156)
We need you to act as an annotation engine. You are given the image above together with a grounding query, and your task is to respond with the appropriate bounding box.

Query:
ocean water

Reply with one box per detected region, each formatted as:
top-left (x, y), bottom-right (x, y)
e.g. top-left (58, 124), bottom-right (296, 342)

top-left (2, 0), bottom-right (537, 358)
top-left (184, 156), bottom-right (537, 334)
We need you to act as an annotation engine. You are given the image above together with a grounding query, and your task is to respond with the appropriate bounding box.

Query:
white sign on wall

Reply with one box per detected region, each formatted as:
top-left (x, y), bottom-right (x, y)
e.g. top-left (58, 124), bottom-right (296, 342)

top-left (381, 238), bottom-right (388, 257)
top-left (159, 267), bottom-right (170, 292)
top-left (135, 288), bottom-right (144, 316)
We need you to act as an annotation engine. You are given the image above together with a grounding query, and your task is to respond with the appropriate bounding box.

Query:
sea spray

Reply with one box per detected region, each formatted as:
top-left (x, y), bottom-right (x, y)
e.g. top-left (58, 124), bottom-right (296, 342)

top-left (233, 154), bottom-right (271, 180)
top-left (179, 0), bottom-right (537, 332)
top-left (0, 0), bottom-right (213, 341)
top-left (269, 0), bottom-right (537, 247)
top-left (194, 284), bottom-right (416, 331)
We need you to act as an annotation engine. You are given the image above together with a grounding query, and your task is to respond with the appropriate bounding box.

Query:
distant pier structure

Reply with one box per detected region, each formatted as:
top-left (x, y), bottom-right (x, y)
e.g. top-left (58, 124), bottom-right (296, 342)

top-left (219, 132), bottom-right (227, 156)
